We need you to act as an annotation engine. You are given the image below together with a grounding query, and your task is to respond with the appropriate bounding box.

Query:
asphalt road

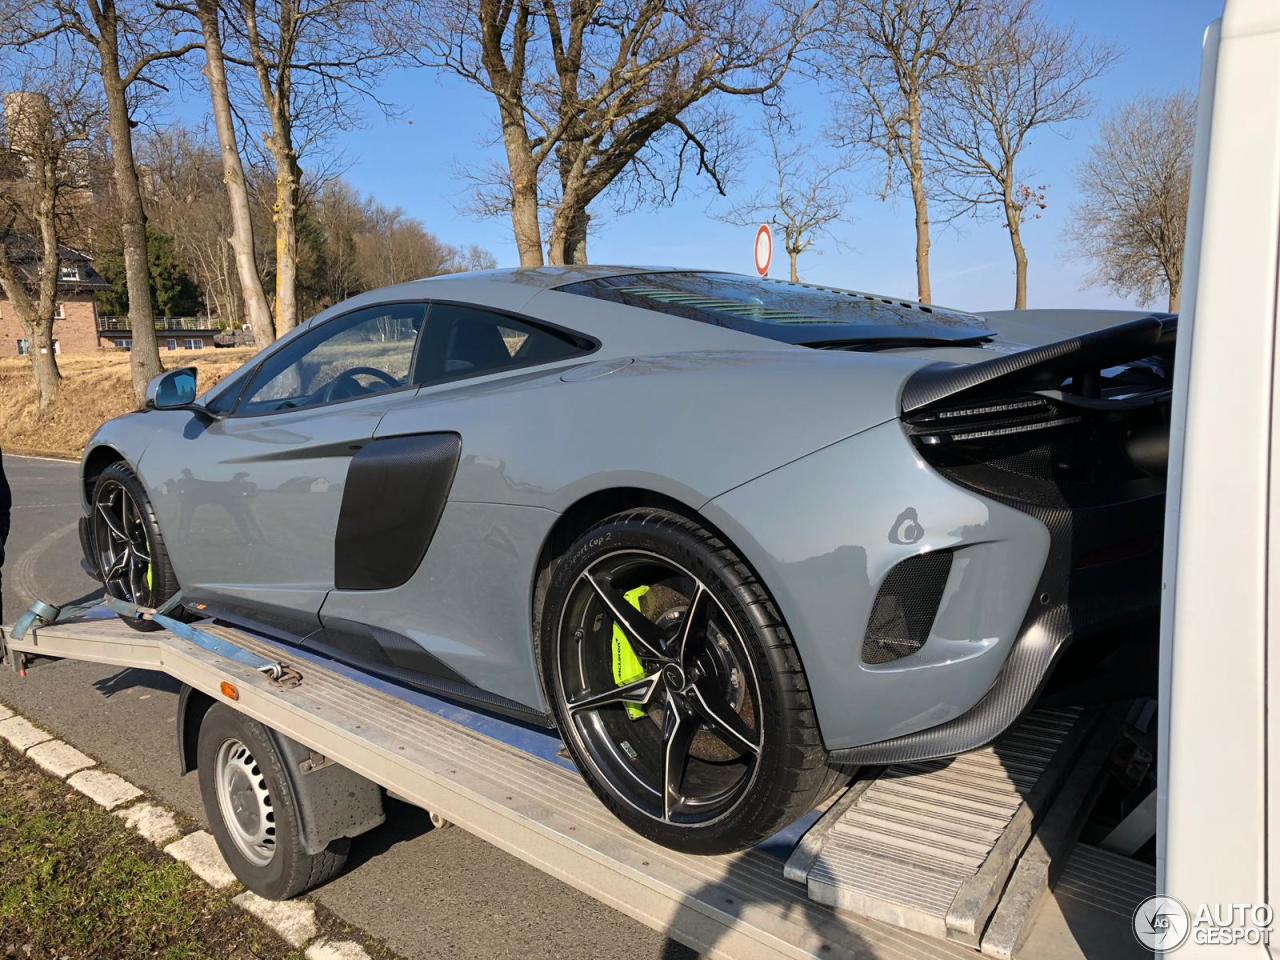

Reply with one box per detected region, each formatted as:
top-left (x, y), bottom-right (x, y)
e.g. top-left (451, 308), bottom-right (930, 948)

top-left (0, 453), bottom-right (695, 960)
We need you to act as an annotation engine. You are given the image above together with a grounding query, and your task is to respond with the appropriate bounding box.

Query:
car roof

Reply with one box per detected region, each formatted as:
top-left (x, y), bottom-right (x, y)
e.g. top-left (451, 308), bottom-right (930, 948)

top-left (411, 265), bottom-right (685, 292)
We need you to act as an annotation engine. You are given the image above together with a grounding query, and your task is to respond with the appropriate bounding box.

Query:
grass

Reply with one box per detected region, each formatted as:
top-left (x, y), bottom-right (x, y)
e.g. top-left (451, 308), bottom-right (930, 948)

top-left (0, 743), bottom-right (300, 960)
top-left (0, 349), bottom-right (256, 460)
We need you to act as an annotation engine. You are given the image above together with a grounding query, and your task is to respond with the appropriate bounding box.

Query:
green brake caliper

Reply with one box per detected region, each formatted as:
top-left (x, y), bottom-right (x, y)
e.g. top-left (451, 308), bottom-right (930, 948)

top-left (611, 584), bottom-right (651, 719)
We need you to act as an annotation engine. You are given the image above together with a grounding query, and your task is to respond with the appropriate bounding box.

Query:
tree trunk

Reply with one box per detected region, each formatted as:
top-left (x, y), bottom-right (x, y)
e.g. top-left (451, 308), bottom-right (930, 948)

top-left (506, 144), bottom-right (544, 267)
top-left (1006, 209), bottom-right (1028, 309)
top-left (565, 207), bottom-right (589, 264)
top-left (907, 97), bottom-right (932, 304)
top-left (98, 30), bottom-right (163, 402)
top-left (0, 264), bottom-right (62, 418)
top-left (27, 321), bottom-right (62, 417)
top-left (33, 156), bottom-right (63, 415)
top-left (789, 249), bottom-right (799, 283)
top-left (196, 0), bottom-right (275, 349)
top-left (1165, 258), bottom-right (1182, 313)
top-left (547, 203), bottom-right (591, 265)
top-left (272, 146), bottom-right (301, 335)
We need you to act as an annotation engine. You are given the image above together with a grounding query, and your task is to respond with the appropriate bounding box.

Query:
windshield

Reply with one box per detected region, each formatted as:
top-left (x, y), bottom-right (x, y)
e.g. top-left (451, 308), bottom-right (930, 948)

top-left (557, 271), bottom-right (993, 346)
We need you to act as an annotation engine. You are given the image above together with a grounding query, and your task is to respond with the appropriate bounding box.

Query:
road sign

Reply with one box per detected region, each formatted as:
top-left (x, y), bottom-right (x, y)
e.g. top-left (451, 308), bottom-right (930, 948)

top-left (754, 224), bottom-right (773, 277)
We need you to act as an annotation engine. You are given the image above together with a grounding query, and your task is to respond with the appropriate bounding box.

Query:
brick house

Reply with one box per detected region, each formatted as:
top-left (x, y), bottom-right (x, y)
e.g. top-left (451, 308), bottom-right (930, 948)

top-left (0, 246), bottom-right (111, 356)
top-left (97, 316), bottom-right (222, 353)
top-left (0, 244), bottom-right (223, 354)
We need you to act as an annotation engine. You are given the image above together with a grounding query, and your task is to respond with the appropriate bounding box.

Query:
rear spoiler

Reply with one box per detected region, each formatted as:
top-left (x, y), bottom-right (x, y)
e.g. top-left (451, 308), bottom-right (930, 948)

top-left (900, 313), bottom-right (1177, 413)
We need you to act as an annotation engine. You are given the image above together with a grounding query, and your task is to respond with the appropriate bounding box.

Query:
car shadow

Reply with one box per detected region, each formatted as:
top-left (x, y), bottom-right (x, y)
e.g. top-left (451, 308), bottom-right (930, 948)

top-left (92, 666), bottom-right (185, 699)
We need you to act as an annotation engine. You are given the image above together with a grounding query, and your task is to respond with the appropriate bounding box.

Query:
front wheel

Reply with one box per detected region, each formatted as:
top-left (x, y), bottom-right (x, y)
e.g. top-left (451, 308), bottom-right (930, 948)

top-left (541, 508), bottom-right (836, 854)
top-left (88, 462), bottom-right (183, 631)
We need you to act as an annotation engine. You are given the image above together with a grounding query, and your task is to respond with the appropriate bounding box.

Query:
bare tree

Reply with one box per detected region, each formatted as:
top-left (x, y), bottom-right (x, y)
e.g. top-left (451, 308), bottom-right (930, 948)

top-left (181, 0), bottom-right (276, 347)
top-left (314, 180), bottom-right (498, 302)
top-left (825, 0), bottom-right (977, 303)
top-left (417, 0), bottom-right (816, 267)
top-left (0, 0), bottom-right (201, 400)
top-left (717, 116), bottom-right (849, 281)
top-left (312, 178), bottom-right (366, 302)
top-left (931, 0), bottom-right (1115, 309)
top-left (0, 72), bottom-right (105, 415)
top-left (219, 0), bottom-right (410, 336)
top-left (137, 128), bottom-right (244, 327)
top-left (1070, 91), bottom-right (1194, 313)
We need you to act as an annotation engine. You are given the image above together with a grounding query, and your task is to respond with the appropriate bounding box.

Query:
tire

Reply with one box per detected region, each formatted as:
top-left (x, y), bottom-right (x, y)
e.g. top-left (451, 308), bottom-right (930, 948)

top-left (196, 703), bottom-right (349, 899)
top-left (87, 462), bottom-right (184, 632)
top-left (540, 507), bottom-right (834, 854)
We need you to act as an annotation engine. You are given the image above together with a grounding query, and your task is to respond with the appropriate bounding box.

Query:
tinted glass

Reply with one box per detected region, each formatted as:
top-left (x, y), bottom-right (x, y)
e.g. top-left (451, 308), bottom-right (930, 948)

top-left (415, 303), bottom-right (586, 383)
top-left (238, 303), bottom-right (425, 414)
top-left (558, 271), bottom-right (992, 346)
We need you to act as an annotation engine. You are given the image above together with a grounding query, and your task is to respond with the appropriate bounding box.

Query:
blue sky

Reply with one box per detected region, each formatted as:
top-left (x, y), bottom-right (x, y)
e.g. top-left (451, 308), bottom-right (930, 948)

top-left (225, 0), bottom-right (1224, 312)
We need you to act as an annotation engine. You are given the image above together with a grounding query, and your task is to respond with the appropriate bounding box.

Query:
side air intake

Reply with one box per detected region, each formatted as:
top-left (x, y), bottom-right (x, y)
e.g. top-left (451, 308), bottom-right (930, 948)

top-left (862, 551), bottom-right (953, 665)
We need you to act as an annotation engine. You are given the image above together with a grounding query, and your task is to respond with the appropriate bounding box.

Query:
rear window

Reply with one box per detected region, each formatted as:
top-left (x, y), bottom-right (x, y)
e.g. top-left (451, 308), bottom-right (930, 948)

top-left (557, 271), bottom-right (991, 346)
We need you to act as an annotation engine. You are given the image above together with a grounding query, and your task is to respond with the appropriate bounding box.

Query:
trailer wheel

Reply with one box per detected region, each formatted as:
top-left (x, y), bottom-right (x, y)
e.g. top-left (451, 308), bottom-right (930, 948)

top-left (197, 703), bottom-right (349, 899)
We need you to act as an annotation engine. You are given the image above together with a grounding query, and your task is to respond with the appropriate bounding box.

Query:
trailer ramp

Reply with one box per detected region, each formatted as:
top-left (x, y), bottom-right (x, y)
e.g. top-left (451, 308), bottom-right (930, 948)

top-left (784, 707), bottom-right (1097, 946)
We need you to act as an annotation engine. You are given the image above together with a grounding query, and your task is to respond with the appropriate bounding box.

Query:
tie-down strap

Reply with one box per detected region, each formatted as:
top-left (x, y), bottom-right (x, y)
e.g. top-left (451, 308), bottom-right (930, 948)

top-left (9, 593), bottom-right (299, 685)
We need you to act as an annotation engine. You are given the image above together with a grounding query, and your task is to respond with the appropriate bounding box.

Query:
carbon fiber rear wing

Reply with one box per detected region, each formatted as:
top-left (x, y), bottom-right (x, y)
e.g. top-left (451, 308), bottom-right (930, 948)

top-left (901, 313), bottom-right (1178, 414)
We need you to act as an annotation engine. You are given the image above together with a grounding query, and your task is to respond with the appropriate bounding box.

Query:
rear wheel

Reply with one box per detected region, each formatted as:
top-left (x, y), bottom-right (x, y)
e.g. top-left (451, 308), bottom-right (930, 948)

top-left (541, 508), bottom-right (835, 854)
top-left (197, 704), bottom-right (348, 899)
top-left (88, 462), bottom-right (182, 631)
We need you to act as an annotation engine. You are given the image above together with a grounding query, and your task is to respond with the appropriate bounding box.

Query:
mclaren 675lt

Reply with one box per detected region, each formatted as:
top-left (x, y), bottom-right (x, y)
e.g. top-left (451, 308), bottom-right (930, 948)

top-left (79, 267), bottom-right (1172, 853)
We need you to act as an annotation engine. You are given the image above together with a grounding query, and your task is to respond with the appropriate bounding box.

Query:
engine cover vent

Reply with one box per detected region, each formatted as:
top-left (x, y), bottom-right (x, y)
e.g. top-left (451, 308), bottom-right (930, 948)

top-left (862, 551), bottom-right (954, 665)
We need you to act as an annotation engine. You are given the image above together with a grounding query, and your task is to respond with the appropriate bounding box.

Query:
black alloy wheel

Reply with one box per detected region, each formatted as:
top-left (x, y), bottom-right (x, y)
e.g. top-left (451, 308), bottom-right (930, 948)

top-left (88, 462), bottom-right (187, 632)
top-left (93, 476), bottom-right (155, 608)
top-left (558, 549), bottom-right (764, 826)
top-left (543, 508), bottom-right (836, 854)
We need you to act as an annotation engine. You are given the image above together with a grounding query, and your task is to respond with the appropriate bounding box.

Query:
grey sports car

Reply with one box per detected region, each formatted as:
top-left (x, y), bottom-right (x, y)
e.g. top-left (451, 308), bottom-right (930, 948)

top-left (78, 266), bottom-right (1172, 854)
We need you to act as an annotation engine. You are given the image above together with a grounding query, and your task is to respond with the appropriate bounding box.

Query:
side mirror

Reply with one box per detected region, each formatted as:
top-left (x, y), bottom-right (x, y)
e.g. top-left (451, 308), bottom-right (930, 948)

top-left (146, 368), bottom-right (198, 410)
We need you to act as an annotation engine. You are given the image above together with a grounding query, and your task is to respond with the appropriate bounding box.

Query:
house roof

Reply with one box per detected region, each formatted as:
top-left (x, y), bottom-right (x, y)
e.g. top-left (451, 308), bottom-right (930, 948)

top-left (0, 234), bottom-right (111, 292)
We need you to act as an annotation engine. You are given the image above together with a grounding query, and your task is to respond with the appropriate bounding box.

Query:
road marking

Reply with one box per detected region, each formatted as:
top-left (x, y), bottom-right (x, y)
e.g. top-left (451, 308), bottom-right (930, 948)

top-left (26, 739), bottom-right (96, 778)
top-left (3, 453), bottom-right (79, 464)
top-left (10, 519), bottom-right (81, 608)
top-left (235, 892), bottom-right (319, 947)
top-left (67, 768), bottom-right (144, 810)
top-left (0, 714), bottom-right (53, 751)
top-left (113, 801), bottom-right (181, 846)
top-left (164, 831), bottom-right (238, 889)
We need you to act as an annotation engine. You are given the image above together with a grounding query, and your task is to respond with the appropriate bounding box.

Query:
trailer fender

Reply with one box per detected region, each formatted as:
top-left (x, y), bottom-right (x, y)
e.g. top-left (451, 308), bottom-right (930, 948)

top-left (177, 685), bottom-right (385, 855)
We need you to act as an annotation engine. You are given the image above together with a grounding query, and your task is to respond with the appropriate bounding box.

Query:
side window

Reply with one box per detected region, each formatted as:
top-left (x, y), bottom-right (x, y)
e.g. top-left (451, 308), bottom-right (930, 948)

top-left (237, 303), bottom-right (425, 415)
top-left (416, 303), bottom-right (586, 384)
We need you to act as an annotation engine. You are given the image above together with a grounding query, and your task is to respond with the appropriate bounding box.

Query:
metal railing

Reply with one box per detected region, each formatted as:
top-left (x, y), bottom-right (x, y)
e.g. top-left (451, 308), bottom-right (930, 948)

top-left (98, 316), bottom-right (222, 332)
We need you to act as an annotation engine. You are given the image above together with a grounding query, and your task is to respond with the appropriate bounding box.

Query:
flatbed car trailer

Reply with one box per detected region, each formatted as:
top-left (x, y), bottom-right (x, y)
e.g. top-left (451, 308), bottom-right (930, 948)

top-left (1, 606), bottom-right (1153, 960)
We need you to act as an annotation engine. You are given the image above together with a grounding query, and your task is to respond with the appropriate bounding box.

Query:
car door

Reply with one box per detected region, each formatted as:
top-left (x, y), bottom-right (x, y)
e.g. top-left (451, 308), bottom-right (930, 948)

top-left (146, 301), bottom-right (428, 638)
top-left (311, 301), bottom-right (594, 711)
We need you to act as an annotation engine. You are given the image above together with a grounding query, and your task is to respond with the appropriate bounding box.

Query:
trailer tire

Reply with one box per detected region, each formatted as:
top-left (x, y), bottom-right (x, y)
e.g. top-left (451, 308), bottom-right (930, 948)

top-left (197, 703), bottom-right (349, 899)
